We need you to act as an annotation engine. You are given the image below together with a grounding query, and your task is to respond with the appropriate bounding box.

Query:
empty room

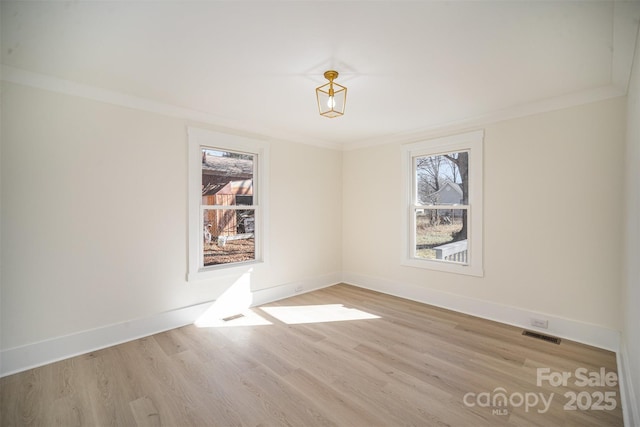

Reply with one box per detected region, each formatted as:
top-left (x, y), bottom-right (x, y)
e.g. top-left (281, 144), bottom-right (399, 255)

top-left (1, 1), bottom-right (639, 426)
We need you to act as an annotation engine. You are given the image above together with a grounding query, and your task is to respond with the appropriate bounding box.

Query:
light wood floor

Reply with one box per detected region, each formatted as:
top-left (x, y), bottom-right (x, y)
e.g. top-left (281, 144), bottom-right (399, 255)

top-left (1, 284), bottom-right (623, 426)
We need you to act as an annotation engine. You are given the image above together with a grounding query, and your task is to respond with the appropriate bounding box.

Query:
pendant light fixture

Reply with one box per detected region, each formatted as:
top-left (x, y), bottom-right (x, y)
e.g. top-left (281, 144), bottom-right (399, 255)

top-left (316, 70), bottom-right (347, 118)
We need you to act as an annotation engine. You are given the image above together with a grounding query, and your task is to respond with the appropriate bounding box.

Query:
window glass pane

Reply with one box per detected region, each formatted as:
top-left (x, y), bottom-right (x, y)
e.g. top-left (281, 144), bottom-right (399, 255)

top-left (415, 151), bottom-right (468, 205)
top-left (202, 149), bottom-right (253, 206)
top-left (415, 209), bottom-right (468, 264)
top-left (203, 209), bottom-right (255, 266)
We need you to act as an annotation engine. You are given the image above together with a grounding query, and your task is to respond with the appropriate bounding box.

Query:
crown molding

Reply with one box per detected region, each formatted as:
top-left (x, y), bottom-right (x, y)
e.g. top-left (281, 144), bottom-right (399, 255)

top-left (341, 84), bottom-right (626, 151)
top-left (0, 65), bottom-right (343, 151)
top-left (1, 65), bottom-right (627, 152)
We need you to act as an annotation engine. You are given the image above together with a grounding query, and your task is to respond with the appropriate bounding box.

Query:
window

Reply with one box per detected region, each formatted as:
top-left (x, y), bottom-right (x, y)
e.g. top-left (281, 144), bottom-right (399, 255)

top-left (188, 128), bottom-right (269, 281)
top-left (402, 130), bottom-right (483, 276)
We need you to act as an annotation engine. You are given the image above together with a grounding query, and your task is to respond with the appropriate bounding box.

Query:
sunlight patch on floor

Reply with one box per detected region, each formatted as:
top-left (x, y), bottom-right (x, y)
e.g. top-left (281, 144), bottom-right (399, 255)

top-left (194, 270), bottom-right (271, 327)
top-left (259, 304), bottom-right (381, 325)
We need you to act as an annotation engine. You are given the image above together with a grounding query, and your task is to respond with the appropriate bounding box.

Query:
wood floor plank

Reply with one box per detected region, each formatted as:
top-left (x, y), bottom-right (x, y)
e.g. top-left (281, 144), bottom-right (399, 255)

top-left (81, 348), bottom-right (140, 426)
top-left (1, 368), bottom-right (45, 426)
top-left (118, 337), bottom-right (238, 426)
top-left (129, 396), bottom-right (162, 427)
top-left (280, 368), bottom-right (383, 427)
top-left (153, 329), bottom-right (189, 357)
top-left (0, 284), bottom-right (624, 426)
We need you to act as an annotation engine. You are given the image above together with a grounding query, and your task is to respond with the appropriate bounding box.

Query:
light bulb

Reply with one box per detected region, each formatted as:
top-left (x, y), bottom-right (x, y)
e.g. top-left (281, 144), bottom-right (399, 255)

top-left (327, 95), bottom-right (336, 109)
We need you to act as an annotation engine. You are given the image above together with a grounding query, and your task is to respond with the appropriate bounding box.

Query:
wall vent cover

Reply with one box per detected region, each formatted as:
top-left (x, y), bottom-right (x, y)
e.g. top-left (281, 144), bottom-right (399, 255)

top-left (522, 330), bottom-right (561, 345)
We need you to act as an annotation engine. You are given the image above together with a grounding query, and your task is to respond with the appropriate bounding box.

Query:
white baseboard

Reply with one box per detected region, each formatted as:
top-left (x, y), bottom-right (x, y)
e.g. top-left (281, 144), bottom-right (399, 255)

top-left (0, 300), bottom-right (213, 378)
top-left (618, 344), bottom-right (639, 427)
top-left (0, 271), bottom-right (617, 378)
top-left (342, 272), bottom-right (621, 352)
top-left (251, 272), bottom-right (341, 306)
top-left (0, 273), bottom-right (340, 377)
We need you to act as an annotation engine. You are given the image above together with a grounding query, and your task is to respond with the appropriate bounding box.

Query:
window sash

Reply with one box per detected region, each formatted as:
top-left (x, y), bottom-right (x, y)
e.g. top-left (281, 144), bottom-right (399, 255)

top-left (200, 207), bottom-right (257, 268)
top-left (188, 127), bottom-right (269, 282)
top-left (401, 130), bottom-right (483, 277)
top-left (198, 151), bottom-right (259, 269)
top-left (412, 204), bottom-right (469, 209)
top-left (202, 205), bottom-right (258, 210)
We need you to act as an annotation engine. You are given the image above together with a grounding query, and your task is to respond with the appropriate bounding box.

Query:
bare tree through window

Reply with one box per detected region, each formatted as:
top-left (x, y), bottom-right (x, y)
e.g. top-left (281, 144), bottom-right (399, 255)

top-left (415, 150), bottom-right (469, 262)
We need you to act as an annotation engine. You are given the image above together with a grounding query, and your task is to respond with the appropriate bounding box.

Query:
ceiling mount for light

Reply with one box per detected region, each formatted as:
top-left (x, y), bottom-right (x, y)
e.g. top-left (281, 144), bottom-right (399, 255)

top-left (316, 70), bottom-right (347, 118)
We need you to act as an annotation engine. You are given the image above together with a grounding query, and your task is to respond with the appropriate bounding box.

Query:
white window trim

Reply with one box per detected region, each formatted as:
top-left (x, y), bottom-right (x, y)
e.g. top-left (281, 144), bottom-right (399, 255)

top-left (401, 130), bottom-right (484, 277)
top-left (187, 127), bottom-right (269, 282)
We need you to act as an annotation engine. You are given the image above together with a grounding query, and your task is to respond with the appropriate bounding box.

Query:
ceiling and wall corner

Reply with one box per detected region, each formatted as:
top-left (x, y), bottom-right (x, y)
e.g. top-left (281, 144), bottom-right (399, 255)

top-left (1, 1), bottom-right (639, 150)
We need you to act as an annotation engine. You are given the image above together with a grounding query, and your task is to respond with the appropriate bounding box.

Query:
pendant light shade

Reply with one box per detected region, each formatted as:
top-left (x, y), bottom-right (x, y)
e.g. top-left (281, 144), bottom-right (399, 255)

top-left (316, 70), bottom-right (347, 118)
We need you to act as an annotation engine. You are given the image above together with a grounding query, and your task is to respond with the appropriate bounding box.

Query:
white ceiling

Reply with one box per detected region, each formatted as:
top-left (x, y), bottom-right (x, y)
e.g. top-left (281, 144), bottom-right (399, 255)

top-left (2, 1), bottom-right (639, 150)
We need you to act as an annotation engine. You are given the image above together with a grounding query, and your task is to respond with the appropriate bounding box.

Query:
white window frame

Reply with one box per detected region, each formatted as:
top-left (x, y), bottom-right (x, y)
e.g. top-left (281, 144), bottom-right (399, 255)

top-left (187, 127), bottom-right (269, 281)
top-left (401, 130), bottom-right (484, 277)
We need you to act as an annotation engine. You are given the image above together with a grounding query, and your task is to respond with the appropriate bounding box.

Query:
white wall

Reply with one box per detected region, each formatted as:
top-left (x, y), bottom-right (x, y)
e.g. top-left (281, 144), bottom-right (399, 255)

top-left (343, 97), bottom-right (626, 341)
top-left (0, 82), bottom-right (342, 351)
top-left (622, 26), bottom-right (640, 426)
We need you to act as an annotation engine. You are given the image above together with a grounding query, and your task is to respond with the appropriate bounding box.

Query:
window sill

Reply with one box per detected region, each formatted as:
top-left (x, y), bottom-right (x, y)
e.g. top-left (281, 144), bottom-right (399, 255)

top-left (187, 259), bottom-right (263, 282)
top-left (401, 258), bottom-right (484, 277)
